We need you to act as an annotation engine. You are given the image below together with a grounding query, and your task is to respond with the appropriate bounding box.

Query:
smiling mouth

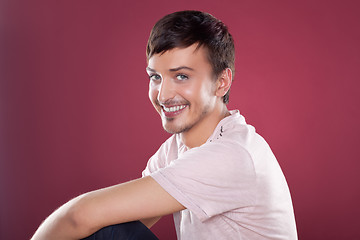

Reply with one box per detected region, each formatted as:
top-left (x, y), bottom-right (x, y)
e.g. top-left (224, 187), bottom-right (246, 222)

top-left (161, 104), bottom-right (188, 118)
top-left (163, 105), bottom-right (187, 112)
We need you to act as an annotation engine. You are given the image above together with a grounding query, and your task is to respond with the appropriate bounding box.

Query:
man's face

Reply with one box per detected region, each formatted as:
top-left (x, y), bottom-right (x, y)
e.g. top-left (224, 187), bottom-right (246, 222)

top-left (147, 44), bottom-right (218, 134)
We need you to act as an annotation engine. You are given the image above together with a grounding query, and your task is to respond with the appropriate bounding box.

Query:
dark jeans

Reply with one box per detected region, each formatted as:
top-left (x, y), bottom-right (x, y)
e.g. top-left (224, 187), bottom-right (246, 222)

top-left (81, 221), bottom-right (159, 240)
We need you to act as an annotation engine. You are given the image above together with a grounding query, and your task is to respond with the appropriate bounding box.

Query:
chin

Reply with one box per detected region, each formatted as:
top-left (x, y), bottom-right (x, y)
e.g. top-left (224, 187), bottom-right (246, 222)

top-left (162, 120), bottom-right (192, 134)
top-left (162, 124), bottom-right (182, 134)
top-left (163, 127), bottom-right (188, 134)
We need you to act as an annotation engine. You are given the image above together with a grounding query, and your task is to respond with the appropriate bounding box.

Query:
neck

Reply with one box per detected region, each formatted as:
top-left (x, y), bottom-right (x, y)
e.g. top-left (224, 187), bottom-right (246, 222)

top-left (180, 104), bottom-right (230, 149)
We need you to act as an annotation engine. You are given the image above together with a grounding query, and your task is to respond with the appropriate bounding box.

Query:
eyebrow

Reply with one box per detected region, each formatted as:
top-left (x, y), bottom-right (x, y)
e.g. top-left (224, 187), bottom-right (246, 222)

top-left (146, 67), bottom-right (156, 72)
top-left (146, 66), bottom-right (195, 72)
top-left (169, 66), bottom-right (195, 72)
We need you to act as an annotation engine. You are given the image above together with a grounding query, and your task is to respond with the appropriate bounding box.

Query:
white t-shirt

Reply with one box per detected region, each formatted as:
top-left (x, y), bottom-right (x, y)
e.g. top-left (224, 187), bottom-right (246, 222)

top-left (142, 110), bottom-right (297, 240)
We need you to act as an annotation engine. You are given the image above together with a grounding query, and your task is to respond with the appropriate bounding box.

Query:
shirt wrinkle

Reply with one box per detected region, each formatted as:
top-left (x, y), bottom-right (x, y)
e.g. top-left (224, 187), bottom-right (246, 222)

top-left (143, 110), bottom-right (297, 240)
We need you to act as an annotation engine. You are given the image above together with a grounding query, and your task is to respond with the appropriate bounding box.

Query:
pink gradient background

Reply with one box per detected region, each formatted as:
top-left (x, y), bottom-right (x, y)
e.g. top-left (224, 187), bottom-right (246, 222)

top-left (1, 0), bottom-right (359, 239)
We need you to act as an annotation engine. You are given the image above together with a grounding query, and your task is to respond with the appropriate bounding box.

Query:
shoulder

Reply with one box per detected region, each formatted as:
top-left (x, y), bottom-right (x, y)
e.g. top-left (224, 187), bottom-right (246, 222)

top-left (212, 110), bottom-right (273, 161)
top-left (174, 137), bottom-right (257, 185)
top-left (142, 134), bottom-right (178, 176)
top-left (152, 134), bottom-right (180, 159)
top-left (191, 111), bottom-right (275, 176)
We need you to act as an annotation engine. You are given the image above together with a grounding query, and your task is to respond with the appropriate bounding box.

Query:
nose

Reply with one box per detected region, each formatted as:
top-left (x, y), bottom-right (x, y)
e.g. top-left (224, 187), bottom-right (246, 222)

top-left (157, 77), bottom-right (175, 104)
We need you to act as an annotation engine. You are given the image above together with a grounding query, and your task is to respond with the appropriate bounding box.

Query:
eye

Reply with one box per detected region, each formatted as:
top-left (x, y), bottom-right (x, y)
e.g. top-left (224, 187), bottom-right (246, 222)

top-left (176, 74), bottom-right (188, 81)
top-left (149, 74), bottom-right (161, 81)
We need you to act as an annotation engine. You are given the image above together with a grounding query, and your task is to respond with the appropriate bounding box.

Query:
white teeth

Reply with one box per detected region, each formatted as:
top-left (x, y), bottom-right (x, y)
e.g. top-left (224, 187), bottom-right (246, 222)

top-left (163, 105), bottom-right (186, 112)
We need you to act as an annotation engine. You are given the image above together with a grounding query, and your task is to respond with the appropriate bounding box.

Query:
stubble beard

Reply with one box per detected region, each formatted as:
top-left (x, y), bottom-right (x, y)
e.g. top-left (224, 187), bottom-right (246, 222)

top-left (161, 106), bottom-right (210, 134)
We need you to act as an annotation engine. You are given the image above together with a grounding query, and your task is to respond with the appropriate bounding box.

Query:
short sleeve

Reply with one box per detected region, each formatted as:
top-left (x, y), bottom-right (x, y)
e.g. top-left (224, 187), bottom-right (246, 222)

top-left (150, 139), bottom-right (257, 221)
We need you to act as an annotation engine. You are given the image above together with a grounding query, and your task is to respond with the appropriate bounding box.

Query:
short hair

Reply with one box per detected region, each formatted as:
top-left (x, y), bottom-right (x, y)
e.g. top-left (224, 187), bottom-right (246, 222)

top-left (146, 10), bottom-right (235, 104)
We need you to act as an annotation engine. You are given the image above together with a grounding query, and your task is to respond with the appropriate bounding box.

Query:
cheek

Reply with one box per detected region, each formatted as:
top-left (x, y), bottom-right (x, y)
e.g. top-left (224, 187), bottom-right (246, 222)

top-left (182, 87), bottom-right (194, 99)
top-left (148, 84), bottom-right (159, 105)
top-left (181, 81), bottom-right (201, 100)
top-left (181, 81), bottom-right (211, 103)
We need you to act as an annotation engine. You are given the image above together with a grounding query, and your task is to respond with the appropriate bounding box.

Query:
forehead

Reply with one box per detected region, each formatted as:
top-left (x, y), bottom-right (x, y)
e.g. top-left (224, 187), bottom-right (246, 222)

top-left (147, 44), bottom-right (212, 72)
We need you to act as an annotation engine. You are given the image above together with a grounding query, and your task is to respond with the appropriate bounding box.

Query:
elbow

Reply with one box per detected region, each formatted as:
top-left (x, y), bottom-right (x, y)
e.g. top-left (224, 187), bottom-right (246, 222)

top-left (31, 194), bottom-right (96, 240)
top-left (64, 194), bottom-right (99, 237)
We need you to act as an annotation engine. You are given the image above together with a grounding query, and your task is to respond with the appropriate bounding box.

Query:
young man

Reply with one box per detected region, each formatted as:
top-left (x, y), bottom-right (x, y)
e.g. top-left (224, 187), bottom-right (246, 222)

top-left (32, 11), bottom-right (297, 240)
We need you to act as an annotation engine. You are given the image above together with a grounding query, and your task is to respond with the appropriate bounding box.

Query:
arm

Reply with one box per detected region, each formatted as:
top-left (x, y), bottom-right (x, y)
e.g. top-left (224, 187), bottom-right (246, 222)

top-left (31, 176), bottom-right (185, 240)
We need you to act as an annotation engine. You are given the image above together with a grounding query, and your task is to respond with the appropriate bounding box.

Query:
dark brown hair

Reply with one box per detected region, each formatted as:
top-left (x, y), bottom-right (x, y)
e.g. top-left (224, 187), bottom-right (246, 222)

top-left (146, 10), bottom-right (235, 104)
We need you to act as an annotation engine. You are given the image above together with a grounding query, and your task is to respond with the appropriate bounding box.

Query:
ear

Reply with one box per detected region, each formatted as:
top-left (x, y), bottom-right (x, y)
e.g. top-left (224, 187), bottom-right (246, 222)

top-left (215, 68), bottom-right (232, 98)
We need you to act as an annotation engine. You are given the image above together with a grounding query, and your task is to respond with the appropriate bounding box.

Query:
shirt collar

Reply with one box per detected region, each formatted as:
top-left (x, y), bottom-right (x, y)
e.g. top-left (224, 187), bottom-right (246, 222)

top-left (207, 110), bottom-right (243, 143)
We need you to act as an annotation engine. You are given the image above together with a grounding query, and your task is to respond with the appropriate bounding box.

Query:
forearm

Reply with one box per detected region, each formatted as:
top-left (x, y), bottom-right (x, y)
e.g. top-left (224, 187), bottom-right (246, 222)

top-left (31, 177), bottom-right (184, 239)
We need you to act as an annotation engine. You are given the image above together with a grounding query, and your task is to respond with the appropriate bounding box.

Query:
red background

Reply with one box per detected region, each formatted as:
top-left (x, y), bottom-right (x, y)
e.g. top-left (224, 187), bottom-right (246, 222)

top-left (1, 0), bottom-right (359, 239)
